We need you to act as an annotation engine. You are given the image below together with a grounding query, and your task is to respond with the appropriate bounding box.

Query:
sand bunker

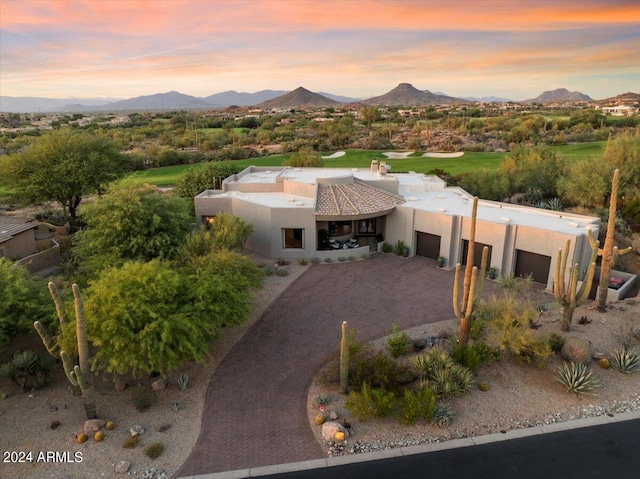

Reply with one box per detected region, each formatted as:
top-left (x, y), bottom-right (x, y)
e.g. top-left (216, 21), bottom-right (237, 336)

top-left (382, 151), bottom-right (415, 159)
top-left (421, 152), bottom-right (464, 158)
top-left (321, 151), bottom-right (346, 159)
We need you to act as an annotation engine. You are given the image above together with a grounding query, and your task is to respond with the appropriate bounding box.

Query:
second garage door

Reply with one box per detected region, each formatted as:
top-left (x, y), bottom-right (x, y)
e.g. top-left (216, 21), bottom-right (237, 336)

top-left (416, 232), bottom-right (441, 260)
top-left (514, 250), bottom-right (551, 284)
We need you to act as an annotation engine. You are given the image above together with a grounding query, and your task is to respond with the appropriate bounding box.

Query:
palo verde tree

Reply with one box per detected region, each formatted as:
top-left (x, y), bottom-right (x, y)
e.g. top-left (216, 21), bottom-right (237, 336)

top-left (73, 177), bottom-right (192, 278)
top-left (174, 161), bottom-right (241, 205)
top-left (453, 196), bottom-right (488, 346)
top-left (282, 147), bottom-right (324, 167)
top-left (84, 254), bottom-right (261, 377)
top-left (589, 169), bottom-right (632, 311)
top-left (553, 240), bottom-right (596, 331)
top-left (0, 129), bottom-right (126, 219)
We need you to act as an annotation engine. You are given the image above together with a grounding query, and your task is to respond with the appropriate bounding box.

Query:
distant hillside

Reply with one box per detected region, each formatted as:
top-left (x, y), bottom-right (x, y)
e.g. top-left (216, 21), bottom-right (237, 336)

top-left (0, 96), bottom-right (120, 113)
top-left (601, 92), bottom-right (640, 103)
top-left (361, 83), bottom-right (468, 106)
top-left (524, 88), bottom-right (592, 103)
top-left (103, 91), bottom-right (210, 111)
top-left (257, 87), bottom-right (341, 108)
top-left (204, 90), bottom-right (288, 107)
top-left (317, 92), bottom-right (360, 103)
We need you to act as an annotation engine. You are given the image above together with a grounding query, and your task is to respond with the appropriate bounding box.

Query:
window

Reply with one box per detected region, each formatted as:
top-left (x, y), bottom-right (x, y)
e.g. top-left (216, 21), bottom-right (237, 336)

top-left (328, 221), bottom-right (352, 237)
top-left (283, 228), bottom-right (304, 249)
top-left (358, 218), bottom-right (376, 235)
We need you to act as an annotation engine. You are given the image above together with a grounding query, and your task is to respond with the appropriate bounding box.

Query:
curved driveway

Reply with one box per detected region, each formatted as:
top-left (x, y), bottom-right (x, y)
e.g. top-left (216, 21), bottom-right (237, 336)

top-left (176, 254), bottom-right (499, 476)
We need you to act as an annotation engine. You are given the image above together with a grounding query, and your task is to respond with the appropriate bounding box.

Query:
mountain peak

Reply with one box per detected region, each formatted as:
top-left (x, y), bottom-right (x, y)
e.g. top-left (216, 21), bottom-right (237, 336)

top-left (525, 88), bottom-right (592, 103)
top-left (257, 87), bottom-right (340, 108)
top-left (362, 83), bottom-right (469, 106)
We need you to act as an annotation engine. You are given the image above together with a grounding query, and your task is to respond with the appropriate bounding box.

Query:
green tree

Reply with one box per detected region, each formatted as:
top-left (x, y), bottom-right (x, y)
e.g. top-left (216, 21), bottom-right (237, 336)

top-left (85, 254), bottom-right (261, 376)
top-left (557, 158), bottom-right (614, 208)
top-left (282, 147), bottom-right (323, 167)
top-left (0, 259), bottom-right (53, 348)
top-left (0, 129), bottom-right (126, 219)
top-left (73, 178), bottom-right (192, 277)
top-left (175, 161), bottom-right (240, 204)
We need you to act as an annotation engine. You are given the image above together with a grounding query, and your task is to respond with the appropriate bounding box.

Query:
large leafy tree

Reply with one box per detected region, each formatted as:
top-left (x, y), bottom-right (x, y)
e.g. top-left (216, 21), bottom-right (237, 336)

top-left (282, 147), bottom-right (323, 167)
top-left (0, 259), bottom-right (54, 348)
top-left (85, 255), bottom-right (261, 376)
top-left (0, 129), bottom-right (126, 219)
top-left (73, 177), bottom-right (192, 277)
top-left (175, 161), bottom-right (240, 202)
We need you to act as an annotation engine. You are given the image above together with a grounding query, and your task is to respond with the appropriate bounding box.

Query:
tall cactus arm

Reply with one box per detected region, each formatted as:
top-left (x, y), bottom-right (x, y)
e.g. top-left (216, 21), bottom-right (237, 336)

top-left (559, 239), bottom-right (570, 296)
top-left (60, 351), bottom-right (79, 386)
top-left (465, 267), bottom-right (478, 321)
top-left (612, 245), bottom-right (633, 266)
top-left (568, 264), bottom-right (579, 311)
top-left (47, 282), bottom-right (68, 325)
top-left (33, 321), bottom-right (59, 357)
top-left (577, 261), bottom-right (596, 301)
top-left (554, 248), bottom-right (566, 302)
top-left (71, 284), bottom-right (91, 384)
top-left (453, 263), bottom-right (463, 320)
top-left (461, 197), bottom-right (478, 308)
top-left (587, 230), bottom-right (604, 256)
top-left (475, 246), bottom-right (489, 303)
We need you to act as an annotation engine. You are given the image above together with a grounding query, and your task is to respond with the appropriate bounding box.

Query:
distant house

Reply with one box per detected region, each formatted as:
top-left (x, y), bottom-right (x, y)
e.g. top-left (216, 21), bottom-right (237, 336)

top-left (0, 216), bottom-right (39, 260)
top-left (601, 105), bottom-right (638, 117)
top-left (195, 164), bottom-right (600, 290)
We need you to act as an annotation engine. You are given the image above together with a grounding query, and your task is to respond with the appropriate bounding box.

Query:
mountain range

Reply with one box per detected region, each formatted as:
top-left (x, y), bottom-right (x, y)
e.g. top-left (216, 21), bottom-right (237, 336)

top-left (0, 85), bottom-right (628, 113)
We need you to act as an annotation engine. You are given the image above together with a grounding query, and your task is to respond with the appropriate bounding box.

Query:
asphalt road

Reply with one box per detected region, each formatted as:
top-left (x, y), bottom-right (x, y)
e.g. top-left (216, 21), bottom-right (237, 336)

top-left (257, 418), bottom-right (640, 479)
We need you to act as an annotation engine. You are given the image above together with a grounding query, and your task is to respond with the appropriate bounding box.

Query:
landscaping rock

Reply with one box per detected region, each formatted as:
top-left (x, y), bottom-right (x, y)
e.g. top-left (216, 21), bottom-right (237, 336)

top-left (561, 338), bottom-right (592, 363)
top-left (115, 460), bottom-right (130, 474)
top-left (329, 411), bottom-right (338, 421)
top-left (321, 421), bottom-right (348, 441)
top-left (151, 378), bottom-right (167, 391)
top-left (83, 419), bottom-right (105, 435)
top-left (130, 425), bottom-right (145, 437)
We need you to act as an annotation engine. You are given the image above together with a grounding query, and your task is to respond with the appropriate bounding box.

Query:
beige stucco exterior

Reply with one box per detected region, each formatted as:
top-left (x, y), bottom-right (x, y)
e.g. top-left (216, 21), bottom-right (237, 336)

top-left (195, 166), bottom-right (600, 289)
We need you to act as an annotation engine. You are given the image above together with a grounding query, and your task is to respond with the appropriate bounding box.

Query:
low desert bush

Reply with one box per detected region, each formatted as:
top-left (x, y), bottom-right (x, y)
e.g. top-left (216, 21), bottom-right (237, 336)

top-left (397, 386), bottom-right (437, 425)
top-left (381, 242), bottom-right (393, 253)
top-left (386, 324), bottom-right (410, 358)
top-left (483, 295), bottom-right (552, 367)
top-left (546, 333), bottom-right (566, 354)
top-left (122, 436), bottom-right (140, 449)
top-left (345, 382), bottom-right (396, 421)
top-left (132, 386), bottom-right (157, 412)
top-left (145, 442), bottom-right (165, 459)
top-left (350, 350), bottom-right (405, 392)
top-left (432, 402), bottom-right (455, 428)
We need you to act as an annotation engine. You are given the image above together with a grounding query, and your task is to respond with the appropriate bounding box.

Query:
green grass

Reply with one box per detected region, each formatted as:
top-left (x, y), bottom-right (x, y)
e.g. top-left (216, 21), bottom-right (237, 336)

top-left (129, 142), bottom-right (607, 187)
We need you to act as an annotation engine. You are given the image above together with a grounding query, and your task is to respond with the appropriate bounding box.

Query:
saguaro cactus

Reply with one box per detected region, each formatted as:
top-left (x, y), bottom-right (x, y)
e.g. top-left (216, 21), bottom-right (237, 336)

top-left (339, 321), bottom-right (349, 394)
top-left (453, 197), bottom-right (488, 346)
top-left (588, 169), bottom-right (632, 311)
top-left (553, 239), bottom-right (597, 331)
top-left (34, 283), bottom-right (96, 419)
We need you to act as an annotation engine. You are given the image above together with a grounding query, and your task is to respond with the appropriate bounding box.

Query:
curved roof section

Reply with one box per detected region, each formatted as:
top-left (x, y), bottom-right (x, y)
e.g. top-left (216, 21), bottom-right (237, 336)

top-left (315, 179), bottom-right (405, 219)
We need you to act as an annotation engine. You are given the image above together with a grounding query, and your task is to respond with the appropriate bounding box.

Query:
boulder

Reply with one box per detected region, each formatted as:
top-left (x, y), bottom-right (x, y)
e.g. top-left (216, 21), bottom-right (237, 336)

top-left (115, 460), bottom-right (131, 474)
top-left (151, 378), bottom-right (167, 391)
top-left (83, 419), bottom-right (105, 435)
top-left (561, 338), bottom-right (592, 364)
top-left (321, 421), bottom-right (348, 442)
top-left (329, 411), bottom-right (338, 421)
top-left (130, 425), bottom-right (145, 437)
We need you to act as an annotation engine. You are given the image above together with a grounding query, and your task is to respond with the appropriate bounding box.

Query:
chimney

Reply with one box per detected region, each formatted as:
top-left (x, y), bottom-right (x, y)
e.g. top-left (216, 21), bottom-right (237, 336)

top-left (370, 160), bottom-right (378, 174)
top-left (379, 161), bottom-right (387, 176)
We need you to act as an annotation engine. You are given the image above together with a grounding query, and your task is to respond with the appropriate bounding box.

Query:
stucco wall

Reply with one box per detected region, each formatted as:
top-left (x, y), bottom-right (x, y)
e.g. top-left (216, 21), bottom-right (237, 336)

top-left (1, 229), bottom-right (37, 259)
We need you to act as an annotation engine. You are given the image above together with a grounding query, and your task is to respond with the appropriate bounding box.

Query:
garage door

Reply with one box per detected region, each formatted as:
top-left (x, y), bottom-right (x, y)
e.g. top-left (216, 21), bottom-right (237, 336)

top-left (514, 250), bottom-right (551, 284)
top-left (461, 240), bottom-right (492, 268)
top-left (416, 232), bottom-right (441, 260)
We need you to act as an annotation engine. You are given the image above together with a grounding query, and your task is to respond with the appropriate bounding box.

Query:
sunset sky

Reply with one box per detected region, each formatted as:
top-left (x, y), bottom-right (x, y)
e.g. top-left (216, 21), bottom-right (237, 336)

top-left (1, 0), bottom-right (638, 101)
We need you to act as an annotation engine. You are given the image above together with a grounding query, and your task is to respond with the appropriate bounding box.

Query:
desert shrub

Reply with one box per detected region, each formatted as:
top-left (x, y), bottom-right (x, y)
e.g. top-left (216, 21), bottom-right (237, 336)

top-left (398, 389), bottom-right (421, 425)
top-left (122, 436), bottom-right (140, 449)
top-left (345, 382), bottom-right (396, 421)
top-left (556, 362), bottom-right (600, 395)
top-left (350, 350), bottom-right (405, 392)
top-left (394, 240), bottom-right (407, 256)
top-left (158, 423), bottom-right (172, 432)
top-left (432, 402), bottom-right (455, 428)
top-left (311, 257), bottom-right (321, 264)
top-left (413, 347), bottom-right (474, 398)
top-left (546, 333), bottom-right (566, 354)
top-left (132, 386), bottom-right (157, 412)
top-left (381, 242), bottom-right (393, 253)
top-left (452, 343), bottom-right (481, 371)
top-left (145, 442), bottom-right (165, 459)
top-left (561, 337), bottom-right (592, 364)
top-left (313, 394), bottom-right (333, 408)
top-left (386, 324), bottom-right (410, 358)
top-left (297, 258), bottom-right (308, 265)
top-left (415, 386), bottom-right (437, 421)
top-left (338, 256), bottom-right (346, 262)
top-left (413, 347), bottom-right (454, 381)
top-left (483, 295), bottom-right (553, 367)
top-left (264, 267), bottom-right (274, 276)
top-left (0, 350), bottom-right (56, 390)
top-left (469, 317), bottom-right (486, 341)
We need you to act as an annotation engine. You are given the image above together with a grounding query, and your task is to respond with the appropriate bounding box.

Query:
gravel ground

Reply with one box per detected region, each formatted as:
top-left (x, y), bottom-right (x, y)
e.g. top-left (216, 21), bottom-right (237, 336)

top-left (307, 301), bottom-right (640, 456)
top-left (0, 257), bottom-right (309, 479)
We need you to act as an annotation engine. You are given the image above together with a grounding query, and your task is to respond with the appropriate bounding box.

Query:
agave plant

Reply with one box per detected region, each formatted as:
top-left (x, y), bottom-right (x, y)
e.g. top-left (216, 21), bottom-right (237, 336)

top-left (432, 402), bottom-right (455, 428)
top-left (450, 363), bottom-right (475, 394)
top-left (611, 346), bottom-right (640, 374)
top-left (556, 362), bottom-right (600, 395)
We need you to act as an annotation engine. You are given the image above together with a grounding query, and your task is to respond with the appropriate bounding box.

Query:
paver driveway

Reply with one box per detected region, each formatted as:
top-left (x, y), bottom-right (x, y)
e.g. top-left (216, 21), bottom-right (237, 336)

top-left (175, 254), bottom-right (500, 477)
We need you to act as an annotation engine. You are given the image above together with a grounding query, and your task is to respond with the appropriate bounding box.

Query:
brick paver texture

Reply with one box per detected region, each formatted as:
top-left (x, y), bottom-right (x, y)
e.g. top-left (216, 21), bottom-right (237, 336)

top-left (175, 254), bottom-right (501, 477)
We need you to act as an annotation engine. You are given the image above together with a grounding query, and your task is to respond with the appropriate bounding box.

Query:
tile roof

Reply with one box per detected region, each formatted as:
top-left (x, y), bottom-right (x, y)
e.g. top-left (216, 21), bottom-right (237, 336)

top-left (315, 180), bottom-right (405, 217)
top-left (0, 216), bottom-right (38, 244)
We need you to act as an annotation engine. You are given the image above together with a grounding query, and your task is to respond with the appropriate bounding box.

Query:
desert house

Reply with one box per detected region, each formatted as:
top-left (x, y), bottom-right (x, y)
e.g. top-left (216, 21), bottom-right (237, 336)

top-left (195, 163), bottom-right (600, 291)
